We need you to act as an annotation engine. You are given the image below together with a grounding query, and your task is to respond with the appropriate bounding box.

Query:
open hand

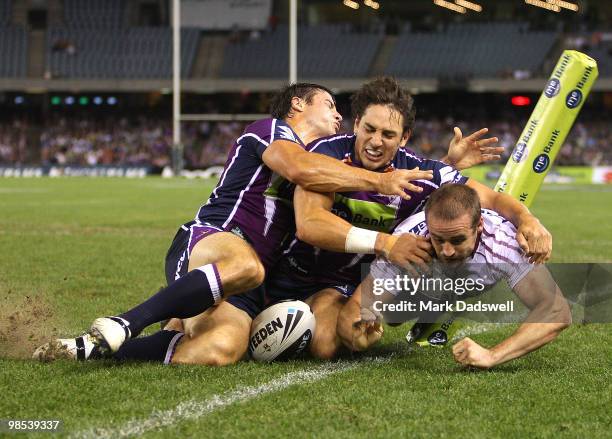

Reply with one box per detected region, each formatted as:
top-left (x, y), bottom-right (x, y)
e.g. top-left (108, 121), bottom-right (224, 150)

top-left (447, 127), bottom-right (504, 171)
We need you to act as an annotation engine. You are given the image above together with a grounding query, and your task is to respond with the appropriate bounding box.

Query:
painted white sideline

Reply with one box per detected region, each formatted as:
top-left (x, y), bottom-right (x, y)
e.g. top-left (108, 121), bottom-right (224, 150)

top-left (72, 358), bottom-right (389, 439)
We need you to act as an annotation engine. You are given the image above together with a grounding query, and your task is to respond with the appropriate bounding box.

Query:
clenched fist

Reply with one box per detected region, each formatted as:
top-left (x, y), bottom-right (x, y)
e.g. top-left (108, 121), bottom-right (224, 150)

top-left (452, 337), bottom-right (498, 369)
top-left (516, 214), bottom-right (553, 264)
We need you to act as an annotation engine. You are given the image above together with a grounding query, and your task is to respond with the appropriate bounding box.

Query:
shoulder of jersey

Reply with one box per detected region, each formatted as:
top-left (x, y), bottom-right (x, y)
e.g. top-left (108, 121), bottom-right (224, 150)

top-left (307, 133), bottom-right (355, 152)
top-left (244, 118), bottom-right (274, 134)
top-left (395, 147), bottom-right (425, 164)
top-left (481, 208), bottom-right (513, 228)
top-left (240, 118), bottom-right (297, 145)
top-left (238, 118), bottom-right (273, 142)
top-left (394, 211), bottom-right (427, 236)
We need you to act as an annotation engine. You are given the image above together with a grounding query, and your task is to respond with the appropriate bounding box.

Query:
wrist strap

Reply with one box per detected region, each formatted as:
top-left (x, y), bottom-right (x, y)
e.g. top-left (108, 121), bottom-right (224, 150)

top-left (345, 227), bottom-right (378, 254)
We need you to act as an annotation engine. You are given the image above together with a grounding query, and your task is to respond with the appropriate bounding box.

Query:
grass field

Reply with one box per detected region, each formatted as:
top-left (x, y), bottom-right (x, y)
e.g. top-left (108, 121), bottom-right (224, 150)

top-left (1, 178), bottom-right (611, 438)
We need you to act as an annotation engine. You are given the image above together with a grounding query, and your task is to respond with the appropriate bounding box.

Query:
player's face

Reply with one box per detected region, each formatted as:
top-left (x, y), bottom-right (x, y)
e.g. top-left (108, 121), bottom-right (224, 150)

top-left (353, 104), bottom-right (409, 170)
top-left (303, 90), bottom-right (342, 137)
top-left (427, 213), bottom-right (483, 264)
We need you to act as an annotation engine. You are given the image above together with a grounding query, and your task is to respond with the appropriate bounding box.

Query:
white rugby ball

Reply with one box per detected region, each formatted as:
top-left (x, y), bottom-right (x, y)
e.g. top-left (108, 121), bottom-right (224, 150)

top-left (249, 300), bottom-right (315, 362)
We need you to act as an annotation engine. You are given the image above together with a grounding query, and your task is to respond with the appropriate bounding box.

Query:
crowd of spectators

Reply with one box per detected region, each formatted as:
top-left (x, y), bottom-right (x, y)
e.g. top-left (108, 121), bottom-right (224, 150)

top-left (35, 116), bottom-right (248, 169)
top-left (39, 117), bottom-right (173, 169)
top-left (408, 118), bottom-right (612, 167)
top-left (0, 119), bottom-right (27, 164)
top-left (0, 116), bottom-right (610, 168)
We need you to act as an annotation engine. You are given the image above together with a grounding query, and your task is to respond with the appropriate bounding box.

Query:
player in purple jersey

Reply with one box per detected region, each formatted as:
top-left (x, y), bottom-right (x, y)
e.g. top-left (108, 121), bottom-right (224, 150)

top-left (33, 82), bottom-right (433, 363)
top-left (337, 184), bottom-right (571, 369)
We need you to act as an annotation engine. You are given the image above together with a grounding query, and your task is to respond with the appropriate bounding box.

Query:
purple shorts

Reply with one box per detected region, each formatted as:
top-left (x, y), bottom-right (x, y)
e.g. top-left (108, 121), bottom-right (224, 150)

top-left (164, 221), bottom-right (224, 284)
top-left (165, 218), bottom-right (287, 285)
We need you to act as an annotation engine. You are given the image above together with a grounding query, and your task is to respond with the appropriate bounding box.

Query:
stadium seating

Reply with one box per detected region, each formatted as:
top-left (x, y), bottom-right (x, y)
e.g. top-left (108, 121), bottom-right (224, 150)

top-left (0, 27), bottom-right (27, 77)
top-left (63, 0), bottom-right (127, 29)
top-left (386, 22), bottom-right (558, 78)
top-left (46, 0), bottom-right (199, 79)
top-left (221, 24), bottom-right (383, 78)
top-left (0, 0), bottom-right (27, 78)
top-left (47, 26), bottom-right (199, 79)
top-left (1, 0), bottom-right (609, 82)
top-left (0, 0), bottom-right (11, 26)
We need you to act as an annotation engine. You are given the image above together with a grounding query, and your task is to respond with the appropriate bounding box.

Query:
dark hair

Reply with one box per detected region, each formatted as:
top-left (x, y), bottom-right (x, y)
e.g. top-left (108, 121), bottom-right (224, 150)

top-left (269, 83), bottom-right (335, 119)
top-left (350, 76), bottom-right (416, 135)
top-left (424, 184), bottom-right (481, 229)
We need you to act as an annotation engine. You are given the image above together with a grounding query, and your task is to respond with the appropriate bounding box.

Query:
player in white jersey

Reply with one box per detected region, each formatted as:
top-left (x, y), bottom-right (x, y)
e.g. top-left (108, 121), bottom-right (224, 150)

top-left (338, 184), bottom-right (571, 369)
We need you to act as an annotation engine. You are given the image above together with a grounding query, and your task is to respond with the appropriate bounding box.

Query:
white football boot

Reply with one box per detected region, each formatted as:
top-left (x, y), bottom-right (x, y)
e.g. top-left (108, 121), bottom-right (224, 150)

top-left (33, 334), bottom-right (100, 362)
top-left (88, 316), bottom-right (132, 354)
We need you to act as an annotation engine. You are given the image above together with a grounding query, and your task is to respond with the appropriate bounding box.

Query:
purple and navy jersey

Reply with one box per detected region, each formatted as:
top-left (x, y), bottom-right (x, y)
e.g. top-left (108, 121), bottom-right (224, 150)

top-left (276, 133), bottom-right (468, 287)
top-left (195, 118), bottom-right (304, 268)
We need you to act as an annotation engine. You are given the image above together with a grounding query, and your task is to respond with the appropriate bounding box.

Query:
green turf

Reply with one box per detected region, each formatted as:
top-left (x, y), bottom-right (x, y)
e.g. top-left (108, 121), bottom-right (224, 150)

top-left (0, 178), bottom-right (611, 438)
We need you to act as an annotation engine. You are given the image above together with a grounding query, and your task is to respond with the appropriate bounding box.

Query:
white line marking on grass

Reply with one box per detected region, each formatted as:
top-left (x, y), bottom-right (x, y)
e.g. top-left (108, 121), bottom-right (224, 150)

top-left (72, 358), bottom-right (389, 439)
top-left (450, 308), bottom-right (534, 342)
top-left (451, 323), bottom-right (505, 342)
top-left (0, 188), bottom-right (50, 193)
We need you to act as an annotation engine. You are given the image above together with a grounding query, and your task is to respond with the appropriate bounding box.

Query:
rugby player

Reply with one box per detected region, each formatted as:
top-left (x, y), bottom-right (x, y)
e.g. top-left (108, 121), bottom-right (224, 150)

top-left (338, 184), bottom-right (571, 369)
top-left (34, 82), bottom-right (433, 362)
top-left (154, 77), bottom-right (550, 365)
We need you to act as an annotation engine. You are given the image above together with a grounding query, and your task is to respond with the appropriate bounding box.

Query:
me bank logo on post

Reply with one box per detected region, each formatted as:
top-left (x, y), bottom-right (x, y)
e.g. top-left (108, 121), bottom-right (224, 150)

top-left (512, 143), bottom-right (528, 163)
top-left (544, 78), bottom-right (561, 98)
top-left (532, 154), bottom-right (550, 174)
top-left (566, 89), bottom-right (583, 109)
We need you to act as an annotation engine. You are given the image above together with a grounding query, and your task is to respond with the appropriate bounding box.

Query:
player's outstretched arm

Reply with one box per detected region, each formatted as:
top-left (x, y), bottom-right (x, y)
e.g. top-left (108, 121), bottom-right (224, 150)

top-left (294, 186), bottom-right (432, 270)
top-left (466, 179), bottom-right (553, 264)
top-left (263, 140), bottom-right (433, 200)
top-left (452, 265), bottom-right (571, 369)
top-left (441, 127), bottom-right (504, 170)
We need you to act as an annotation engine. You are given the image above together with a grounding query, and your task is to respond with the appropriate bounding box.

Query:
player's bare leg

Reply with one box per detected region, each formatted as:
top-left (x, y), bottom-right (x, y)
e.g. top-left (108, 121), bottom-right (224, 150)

top-left (171, 302), bottom-right (252, 366)
top-left (187, 232), bottom-right (265, 294)
top-left (306, 288), bottom-right (348, 360)
top-left (89, 231), bottom-right (264, 355)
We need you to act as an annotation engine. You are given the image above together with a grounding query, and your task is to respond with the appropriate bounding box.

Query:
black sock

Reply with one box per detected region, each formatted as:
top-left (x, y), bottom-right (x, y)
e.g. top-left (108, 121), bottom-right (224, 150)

top-left (113, 330), bottom-right (184, 363)
top-left (119, 264), bottom-right (222, 336)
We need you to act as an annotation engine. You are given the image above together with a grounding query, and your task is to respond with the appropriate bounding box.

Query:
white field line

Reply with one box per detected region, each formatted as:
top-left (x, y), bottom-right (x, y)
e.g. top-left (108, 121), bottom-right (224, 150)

top-left (72, 358), bottom-right (389, 439)
top-left (70, 321), bottom-right (537, 439)
top-left (450, 310), bottom-right (533, 342)
top-left (450, 322), bottom-right (505, 342)
top-left (0, 188), bottom-right (50, 193)
top-left (447, 301), bottom-right (543, 343)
